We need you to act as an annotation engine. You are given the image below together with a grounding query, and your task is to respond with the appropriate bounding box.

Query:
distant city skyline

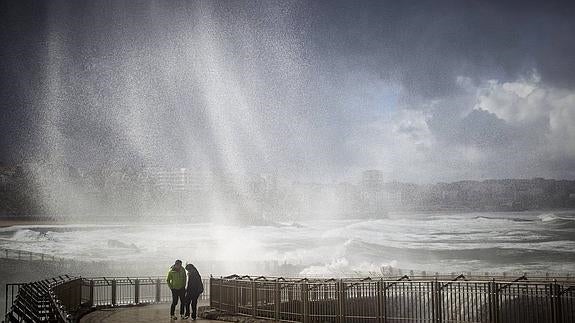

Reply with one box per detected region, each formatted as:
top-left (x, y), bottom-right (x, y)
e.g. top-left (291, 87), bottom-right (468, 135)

top-left (2, 163), bottom-right (574, 217)
top-left (1, 1), bottom-right (575, 184)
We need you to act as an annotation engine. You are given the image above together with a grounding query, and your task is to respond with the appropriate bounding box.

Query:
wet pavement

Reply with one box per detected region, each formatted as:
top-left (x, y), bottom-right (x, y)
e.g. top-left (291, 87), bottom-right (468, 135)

top-left (80, 301), bottom-right (222, 323)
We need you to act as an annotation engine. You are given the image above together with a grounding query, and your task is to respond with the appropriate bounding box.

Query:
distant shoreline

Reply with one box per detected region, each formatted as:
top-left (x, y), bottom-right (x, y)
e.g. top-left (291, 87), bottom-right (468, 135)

top-left (1, 208), bottom-right (574, 228)
top-left (0, 216), bottom-right (70, 228)
top-left (0, 215), bottom-right (210, 227)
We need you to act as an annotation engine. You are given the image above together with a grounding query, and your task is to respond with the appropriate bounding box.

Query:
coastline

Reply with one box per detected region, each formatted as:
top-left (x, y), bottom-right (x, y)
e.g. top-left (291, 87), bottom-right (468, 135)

top-left (0, 217), bottom-right (68, 228)
top-left (1, 207), bottom-right (572, 228)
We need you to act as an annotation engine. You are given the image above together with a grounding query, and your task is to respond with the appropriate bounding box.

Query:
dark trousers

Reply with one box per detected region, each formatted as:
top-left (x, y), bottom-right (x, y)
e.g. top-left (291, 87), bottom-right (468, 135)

top-left (184, 293), bottom-right (200, 318)
top-left (170, 288), bottom-right (185, 316)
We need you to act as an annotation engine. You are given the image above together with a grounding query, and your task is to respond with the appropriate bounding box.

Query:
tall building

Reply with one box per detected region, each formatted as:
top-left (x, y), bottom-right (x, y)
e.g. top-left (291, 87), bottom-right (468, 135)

top-left (361, 170), bottom-right (383, 190)
top-left (142, 167), bottom-right (205, 192)
top-left (358, 170), bottom-right (387, 217)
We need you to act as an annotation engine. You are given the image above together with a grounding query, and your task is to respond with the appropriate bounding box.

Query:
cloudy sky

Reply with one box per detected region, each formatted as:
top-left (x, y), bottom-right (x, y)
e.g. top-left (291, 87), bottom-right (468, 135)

top-left (1, 0), bottom-right (574, 183)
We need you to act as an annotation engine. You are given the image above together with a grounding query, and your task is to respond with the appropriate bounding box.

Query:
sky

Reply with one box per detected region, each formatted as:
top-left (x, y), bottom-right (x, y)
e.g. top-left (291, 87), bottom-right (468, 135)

top-left (1, 0), bottom-right (575, 183)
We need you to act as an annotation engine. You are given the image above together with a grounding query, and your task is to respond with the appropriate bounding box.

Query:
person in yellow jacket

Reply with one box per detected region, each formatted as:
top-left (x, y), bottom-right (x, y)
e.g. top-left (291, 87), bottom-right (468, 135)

top-left (167, 259), bottom-right (187, 320)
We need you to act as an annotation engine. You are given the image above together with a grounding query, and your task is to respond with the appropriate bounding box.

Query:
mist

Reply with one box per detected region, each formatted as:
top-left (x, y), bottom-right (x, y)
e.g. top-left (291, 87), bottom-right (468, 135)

top-left (2, 0), bottom-right (574, 183)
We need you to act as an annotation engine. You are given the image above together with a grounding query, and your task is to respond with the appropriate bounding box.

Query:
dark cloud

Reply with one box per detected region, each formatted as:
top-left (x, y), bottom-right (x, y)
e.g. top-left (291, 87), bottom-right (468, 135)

top-left (302, 0), bottom-right (575, 98)
top-left (455, 109), bottom-right (512, 148)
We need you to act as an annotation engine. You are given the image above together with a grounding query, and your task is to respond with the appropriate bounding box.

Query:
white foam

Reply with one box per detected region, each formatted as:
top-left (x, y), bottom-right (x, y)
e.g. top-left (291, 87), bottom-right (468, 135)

top-left (538, 213), bottom-right (559, 222)
top-left (299, 258), bottom-right (398, 277)
top-left (10, 229), bottom-right (51, 242)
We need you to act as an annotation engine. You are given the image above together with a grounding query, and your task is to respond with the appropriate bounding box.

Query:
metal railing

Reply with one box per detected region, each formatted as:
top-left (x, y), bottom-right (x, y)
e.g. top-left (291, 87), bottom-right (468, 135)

top-left (4, 276), bottom-right (210, 323)
top-left (4, 275), bottom-right (79, 323)
top-left (0, 248), bottom-right (62, 263)
top-left (3, 284), bottom-right (24, 321)
top-left (78, 276), bottom-right (209, 308)
top-left (210, 275), bottom-right (575, 323)
top-left (375, 268), bottom-right (574, 282)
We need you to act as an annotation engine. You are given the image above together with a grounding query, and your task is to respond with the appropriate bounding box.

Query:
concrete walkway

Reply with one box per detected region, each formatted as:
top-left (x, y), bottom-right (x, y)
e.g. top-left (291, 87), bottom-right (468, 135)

top-left (80, 300), bottom-right (221, 323)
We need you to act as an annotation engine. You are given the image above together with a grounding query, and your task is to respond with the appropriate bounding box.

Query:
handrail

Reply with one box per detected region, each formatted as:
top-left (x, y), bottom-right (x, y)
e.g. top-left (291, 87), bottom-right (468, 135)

top-left (497, 274), bottom-right (528, 291)
top-left (348, 276), bottom-right (373, 289)
top-left (210, 275), bottom-right (575, 323)
top-left (0, 247), bottom-right (69, 262)
top-left (441, 273), bottom-right (467, 289)
top-left (4, 275), bottom-right (79, 323)
top-left (215, 273), bottom-right (573, 283)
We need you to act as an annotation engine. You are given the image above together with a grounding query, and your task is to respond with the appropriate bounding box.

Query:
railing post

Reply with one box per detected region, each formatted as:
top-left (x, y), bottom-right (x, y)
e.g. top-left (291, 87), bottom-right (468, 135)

top-left (377, 280), bottom-right (386, 323)
top-left (302, 281), bottom-right (309, 323)
top-left (251, 280), bottom-right (257, 317)
top-left (274, 281), bottom-right (281, 321)
top-left (111, 280), bottom-right (117, 306)
top-left (89, 280), bottom-right (95, 307)
top-left (155, 279), bottom-right (161, 303)
top-left (134, 279), bottom-right (140, 304)
top-left (241, 280), bottom-right (248, 308)
top-left (551, 281), bottom-right (562, 323)
top-left (489, 280), bottom-right (499, 323)
top-left (75, 278), bottom-right (83, 309)
top-left (336, 280), bottom-right (345, 323)
top-left (4, 283), bottom-right (8, 320)
top-left (209, 278), bottom-right (214, 308)
top-left (432, 280), bottom-right (442, 322)
top-left (288, 283), bottom-right (293, 303)
top-left (18, 250), bottom-right (21, 260)
top-left (234, 279), bottom-right (239, 314)
top-left (220, 278), bottom-right (224, 311)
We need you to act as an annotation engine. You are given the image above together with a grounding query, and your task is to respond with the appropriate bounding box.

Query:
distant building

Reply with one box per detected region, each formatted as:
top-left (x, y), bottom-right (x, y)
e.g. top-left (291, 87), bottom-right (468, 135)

top-left (358, 170), bottom-right (387, 217)
top-left (142, 167), bottom-right (204, 192)
top-left (361, 170), bottom-right (383, 190)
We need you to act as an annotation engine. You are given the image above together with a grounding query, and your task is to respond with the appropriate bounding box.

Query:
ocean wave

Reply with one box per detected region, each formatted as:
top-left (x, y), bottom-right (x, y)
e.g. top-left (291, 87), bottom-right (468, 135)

top-left (1, 213), bottom-right (575, 273)
top-left (10, 229), bottom-right (54, 242)
top-left (472, 215), bottom-right (535, 223)
top-left (299, 258), bottom-right (398, 277)
top-left (538, 213), bottom-right (559, 222)
top-left (538, 213), bottom-right (575, 230)
top-left (325, 236), bottom-right (575, 267)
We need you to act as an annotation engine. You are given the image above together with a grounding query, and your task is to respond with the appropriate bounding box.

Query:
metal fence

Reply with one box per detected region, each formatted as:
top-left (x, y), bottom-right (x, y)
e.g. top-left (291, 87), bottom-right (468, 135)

top-left (78, 276), bottom-right (210, 308)
top-left (3, 284), bottom-right (23, 322)
top-left (4, 276), bottom-right (210, 323)
top-left (4, 275), bottom-right (78, 323)
top-left (0, 248), bottom-right (62, 263)
top-left (210, 275), bottom-right (575, 323)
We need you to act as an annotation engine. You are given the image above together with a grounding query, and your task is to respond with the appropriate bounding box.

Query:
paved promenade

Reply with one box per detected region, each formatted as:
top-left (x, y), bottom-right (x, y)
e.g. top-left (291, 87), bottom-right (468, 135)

top-left (81, 300), bottom-right (221, 323)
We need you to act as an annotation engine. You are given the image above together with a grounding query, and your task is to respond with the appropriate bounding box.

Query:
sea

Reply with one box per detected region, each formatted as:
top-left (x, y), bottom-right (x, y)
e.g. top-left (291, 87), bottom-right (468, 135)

top-left (1, 210), bottom-right (574, 277)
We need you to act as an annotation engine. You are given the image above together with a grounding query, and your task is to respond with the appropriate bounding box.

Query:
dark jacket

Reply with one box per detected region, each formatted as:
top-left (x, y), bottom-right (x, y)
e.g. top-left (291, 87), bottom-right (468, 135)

top-left (185, 265), bottom-right (204, 297)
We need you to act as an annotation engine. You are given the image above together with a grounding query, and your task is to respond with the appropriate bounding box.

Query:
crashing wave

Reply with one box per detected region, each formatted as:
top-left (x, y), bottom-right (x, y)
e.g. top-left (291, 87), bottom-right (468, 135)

top-left (538, 213), bottom-right (558, 222)
top-left (107, 239), bottom-right (140, 252)
top-left (10, 229), bottom-right (53, 242)
top-left (538, 212), bottom-right (575, 230)
top-left (299, 257), bottom-right (398, 277)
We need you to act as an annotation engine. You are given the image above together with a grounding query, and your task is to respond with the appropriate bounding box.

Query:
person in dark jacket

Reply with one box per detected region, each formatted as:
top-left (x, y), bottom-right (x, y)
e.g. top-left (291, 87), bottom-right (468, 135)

top-left (167, 260), bottom-right (186, 320)
top-left (183, 263), bottom-right (204, 320)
